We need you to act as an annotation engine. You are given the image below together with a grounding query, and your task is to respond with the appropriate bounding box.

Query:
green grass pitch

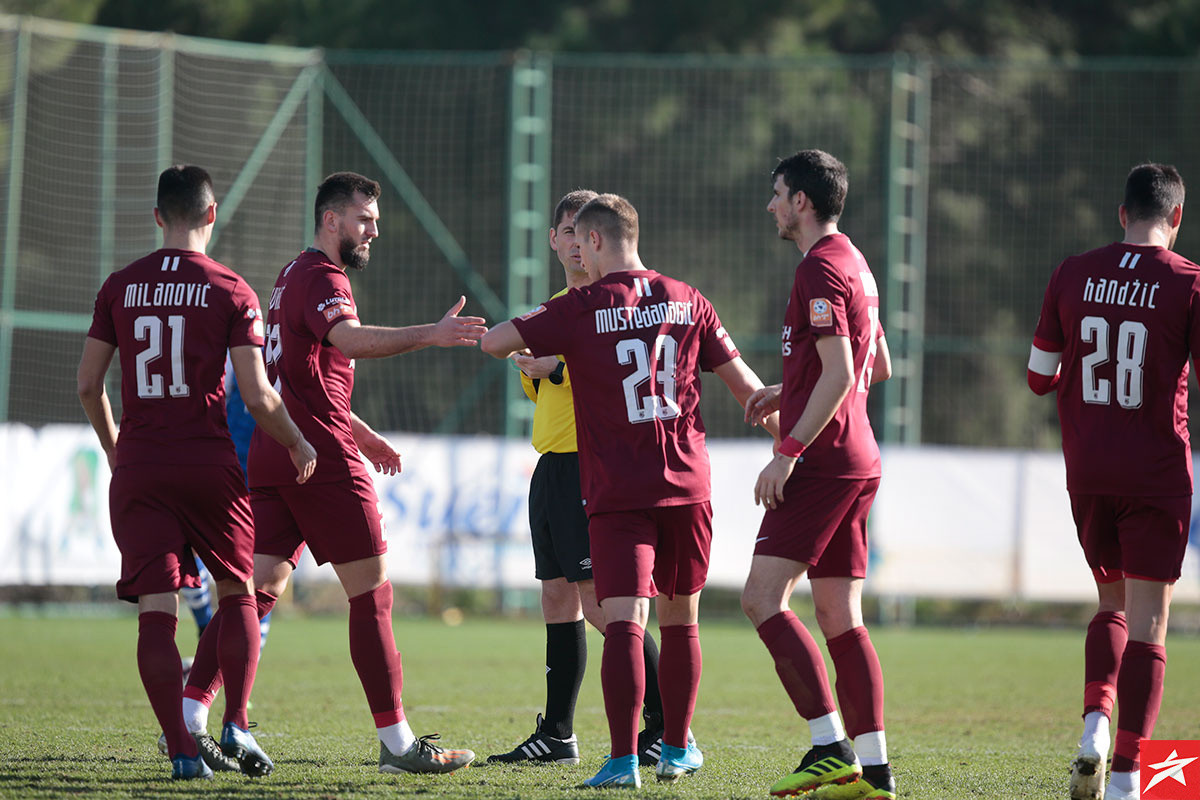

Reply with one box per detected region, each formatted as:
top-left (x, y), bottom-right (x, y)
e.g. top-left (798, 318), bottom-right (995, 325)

top-left (1, 612), bottom-right (1197, 799)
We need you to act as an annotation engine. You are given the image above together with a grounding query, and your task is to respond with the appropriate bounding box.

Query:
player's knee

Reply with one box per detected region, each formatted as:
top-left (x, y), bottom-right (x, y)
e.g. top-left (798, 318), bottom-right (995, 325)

top-left (740, 586), bottom-right (774, 625)
top-left (813, 601), bottom-right (854, 638)
top-left (541, 581), bottom-right (582, 622)
top-left (214, 577), bottom-right (253, 599)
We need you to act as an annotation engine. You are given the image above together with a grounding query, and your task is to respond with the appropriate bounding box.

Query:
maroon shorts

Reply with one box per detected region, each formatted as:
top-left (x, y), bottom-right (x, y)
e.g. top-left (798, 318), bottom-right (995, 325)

top-left (755, 476), bottom-right (880, 579)
top-left (109, 463), bottom-right (254, 602)
top-left (1069, 492), bottom-right (1189, 584)
top-left (251, 472), bottom-right (386, 567)
top-left (588, 502), bottom-right (712, 602)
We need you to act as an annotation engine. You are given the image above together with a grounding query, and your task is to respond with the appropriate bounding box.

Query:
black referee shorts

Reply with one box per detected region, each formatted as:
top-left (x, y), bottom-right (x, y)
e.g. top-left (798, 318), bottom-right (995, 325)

top-left (528, 451), bottom-right (593, 583)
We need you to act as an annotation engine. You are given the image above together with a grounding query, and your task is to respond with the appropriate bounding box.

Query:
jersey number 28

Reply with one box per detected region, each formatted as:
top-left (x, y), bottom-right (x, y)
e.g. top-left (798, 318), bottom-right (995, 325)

top-left (1080, 315), bottom-right (1146, 409)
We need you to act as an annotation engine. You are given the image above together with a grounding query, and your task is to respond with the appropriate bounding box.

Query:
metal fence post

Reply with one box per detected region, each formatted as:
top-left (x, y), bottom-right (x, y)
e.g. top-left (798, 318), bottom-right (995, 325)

top-left (881, 54), bottom-right (930, 445)
top-left (306, 62), bottom-right (325, 225)
top-left (0, 20), bottom-right (31, 422)
top-left (503, 51), bottom-right (552, 439)
top-left (98, 40), bottom-right (117, 285)
top-left (156, 38), bottom-right (173, 172)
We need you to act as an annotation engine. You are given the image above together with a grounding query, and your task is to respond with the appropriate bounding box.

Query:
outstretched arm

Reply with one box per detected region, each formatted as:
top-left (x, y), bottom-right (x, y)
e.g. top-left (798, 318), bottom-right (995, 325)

top-left (229, 345), bottom-right (316, 484)
top-left (327, 296), bottom-right (487, 359)
top-left (481, 319), bottom-right (529, 359)
top-left (76, 337), bottom-right (119, 470)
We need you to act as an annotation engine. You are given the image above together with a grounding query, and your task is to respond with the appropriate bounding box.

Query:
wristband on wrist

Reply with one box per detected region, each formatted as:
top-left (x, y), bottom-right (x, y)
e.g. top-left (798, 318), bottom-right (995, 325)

top-left (548, 361), bottom-right (566, 385)
top-left (779, 436), bottom-right (806, 458)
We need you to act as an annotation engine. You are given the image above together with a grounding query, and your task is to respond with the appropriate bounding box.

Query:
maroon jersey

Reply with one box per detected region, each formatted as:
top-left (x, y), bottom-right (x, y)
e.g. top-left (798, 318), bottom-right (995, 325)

top-left (781, 234), bottom-right (882, 479)
top-left (248, 249), bottom-right (367, 486)
top-left (87, 249), bottom-right (264, 466)
top-left (512, 269), bottom-right (738, 515)
top-left (1033, 242), bottom-right (1200, 496)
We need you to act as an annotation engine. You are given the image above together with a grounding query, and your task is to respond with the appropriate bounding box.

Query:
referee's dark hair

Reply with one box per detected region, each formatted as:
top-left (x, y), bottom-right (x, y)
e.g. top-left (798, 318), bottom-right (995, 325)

top-left (156, 165), bottom-right (215, 228)
top-left (772, 150), bottom-right (848, 224)
top-left (1124, 163), bottom-right (1185, 224)
top-left (315, 171), bottom-right (382, 232)
top-left (553, 189), bottom-right (599, 228)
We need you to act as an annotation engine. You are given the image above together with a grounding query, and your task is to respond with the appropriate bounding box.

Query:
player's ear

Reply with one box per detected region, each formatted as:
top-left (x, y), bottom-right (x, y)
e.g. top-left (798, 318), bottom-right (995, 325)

top-left (1172, 203), bottom-right (1183, 229)
top-left (205, 203), bottom-right (217, 226)
top-left (153, 208), bottom-right (164, 229)
top-left (548, 227), bottom-right (558, 251)
top-left (1118, 204), bottom-right (1128, 230)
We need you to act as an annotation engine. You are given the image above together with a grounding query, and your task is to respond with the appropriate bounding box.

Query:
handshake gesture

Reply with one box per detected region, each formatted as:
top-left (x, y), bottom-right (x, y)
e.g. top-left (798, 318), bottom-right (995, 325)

top-left (433, 296), bottom-right (488, 347)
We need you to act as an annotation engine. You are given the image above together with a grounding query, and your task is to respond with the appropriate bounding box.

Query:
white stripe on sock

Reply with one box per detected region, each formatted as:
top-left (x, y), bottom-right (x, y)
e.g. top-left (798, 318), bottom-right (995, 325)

top-left (808, 712), bottom-right (846, 747)
top-left (855, 730), bottom-right (888, 766)
top-left (182, 697), bottom-right (209, 734)
top-left (378, 719), bottom-right (415, 756)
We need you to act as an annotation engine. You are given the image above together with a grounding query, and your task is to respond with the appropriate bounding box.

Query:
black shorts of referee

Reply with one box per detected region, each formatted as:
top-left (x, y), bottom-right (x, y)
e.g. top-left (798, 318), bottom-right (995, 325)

top-left (529, 451), bottom-right (592, 583)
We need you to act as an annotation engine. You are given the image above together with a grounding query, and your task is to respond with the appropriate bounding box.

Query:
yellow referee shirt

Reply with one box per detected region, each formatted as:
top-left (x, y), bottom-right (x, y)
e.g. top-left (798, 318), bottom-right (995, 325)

top-left (520, 288), bottom-right (577, 454)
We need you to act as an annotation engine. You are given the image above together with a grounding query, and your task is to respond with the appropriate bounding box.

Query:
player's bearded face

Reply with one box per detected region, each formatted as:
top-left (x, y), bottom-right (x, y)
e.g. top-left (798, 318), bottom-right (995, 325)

top-left (334, 194), bottom-right (379, 271)
top-left (338, 225), bottom-right (370, 271)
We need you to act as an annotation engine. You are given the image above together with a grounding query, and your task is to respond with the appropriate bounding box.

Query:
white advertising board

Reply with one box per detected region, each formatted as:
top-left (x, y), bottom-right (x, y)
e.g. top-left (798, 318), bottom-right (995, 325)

top-left (1, 425), bottom-right (1197, 602)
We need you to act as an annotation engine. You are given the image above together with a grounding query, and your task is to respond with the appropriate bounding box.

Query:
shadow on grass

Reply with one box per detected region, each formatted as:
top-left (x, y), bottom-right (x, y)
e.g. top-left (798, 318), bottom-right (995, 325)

top-left (0, 760), bottom-right (348, 798)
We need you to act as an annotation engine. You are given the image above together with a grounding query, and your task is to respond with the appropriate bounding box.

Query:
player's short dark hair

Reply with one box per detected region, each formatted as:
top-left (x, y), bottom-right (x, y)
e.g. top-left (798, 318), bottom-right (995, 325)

top-left (314, 171), bottom-right (382, 231)
top-left (156, 165), bottom-right (215, 227)
top-left (575, 194), bottom-right (639, 246)
top-left (772, 150), bottom-right (848, 223)
top-left (1124, 163), bottom-right (1185, 224)
top-left (552, 189), bottom-right (599, 228)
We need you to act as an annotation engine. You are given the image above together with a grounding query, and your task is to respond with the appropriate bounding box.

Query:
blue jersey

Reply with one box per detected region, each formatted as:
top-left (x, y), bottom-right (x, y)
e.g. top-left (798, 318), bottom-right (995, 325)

top-left (224, 355), bottom-right (257, 477)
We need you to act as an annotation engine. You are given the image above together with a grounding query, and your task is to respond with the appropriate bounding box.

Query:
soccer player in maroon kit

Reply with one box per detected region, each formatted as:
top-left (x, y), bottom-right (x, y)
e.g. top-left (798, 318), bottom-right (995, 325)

top-left (741, 150), bottom-right (894, 800)
top-left (183, 171), bottom-right (484, 775)
top-left (489, 189), bottom-right (686, 768)
top-left (76, 165), bottom-right (317, 780)
top-left (1028, 163), bottom-right (1197, 800)
top-left (482, 193), bottom-right (777, 788)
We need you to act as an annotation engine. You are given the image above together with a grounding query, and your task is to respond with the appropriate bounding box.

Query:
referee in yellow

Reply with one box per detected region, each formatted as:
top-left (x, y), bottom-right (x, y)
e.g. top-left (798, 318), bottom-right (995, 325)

top-left (488, 190), bottom-right (678, 766)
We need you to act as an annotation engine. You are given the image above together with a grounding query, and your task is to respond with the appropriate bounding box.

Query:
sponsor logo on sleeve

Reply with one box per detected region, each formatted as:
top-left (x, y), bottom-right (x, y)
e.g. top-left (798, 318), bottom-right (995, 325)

top-left (318, 296), bottom-right (354, 321)
top-left (251, 319), bottom-right (264, 339)
top-left (810, 298), bottom-right (833, 327)
top-left (1141, 739), bottom-right (1200, 799)
top-left (716, 325), bottom-right (737, 352)
top-left (519, 304), bottom-right (547, 321)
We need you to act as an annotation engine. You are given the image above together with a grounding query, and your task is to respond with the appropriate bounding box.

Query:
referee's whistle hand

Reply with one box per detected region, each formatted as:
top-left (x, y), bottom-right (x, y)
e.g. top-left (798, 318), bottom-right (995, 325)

top-left (512, 353), bottom-right (560, 379)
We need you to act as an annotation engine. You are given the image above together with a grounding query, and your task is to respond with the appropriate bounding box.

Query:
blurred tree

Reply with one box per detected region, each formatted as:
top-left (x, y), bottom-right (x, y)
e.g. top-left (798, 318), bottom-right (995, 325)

top-left (14, 0), bottom-right (1197, 58)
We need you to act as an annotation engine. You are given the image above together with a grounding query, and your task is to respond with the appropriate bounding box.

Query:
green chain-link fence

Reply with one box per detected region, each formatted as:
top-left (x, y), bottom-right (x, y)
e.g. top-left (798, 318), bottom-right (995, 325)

top-left (6, 14), bottom-right (1200, 447)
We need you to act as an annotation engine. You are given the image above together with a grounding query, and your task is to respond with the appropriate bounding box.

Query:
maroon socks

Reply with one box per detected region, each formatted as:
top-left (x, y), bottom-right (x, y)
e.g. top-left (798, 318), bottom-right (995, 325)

top-left (1083, 611), bottom-right (1127, 717)
top-left (601, 621), bottom-right (645, 758)
top-left (348, 582), bottom-right (405, 727)
top-left (827, 626), bottom-right (885, 739)
top-left (1112, 640), bottom-right (1166, 773)
top-left (217, 594), bottom-right (261, 729)
top-left (137, 612), bottom-right (196, 758)
top-left (756, 611), bottom-right (836, 721)
top-left (659, 624), bottom-right (701, 748)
